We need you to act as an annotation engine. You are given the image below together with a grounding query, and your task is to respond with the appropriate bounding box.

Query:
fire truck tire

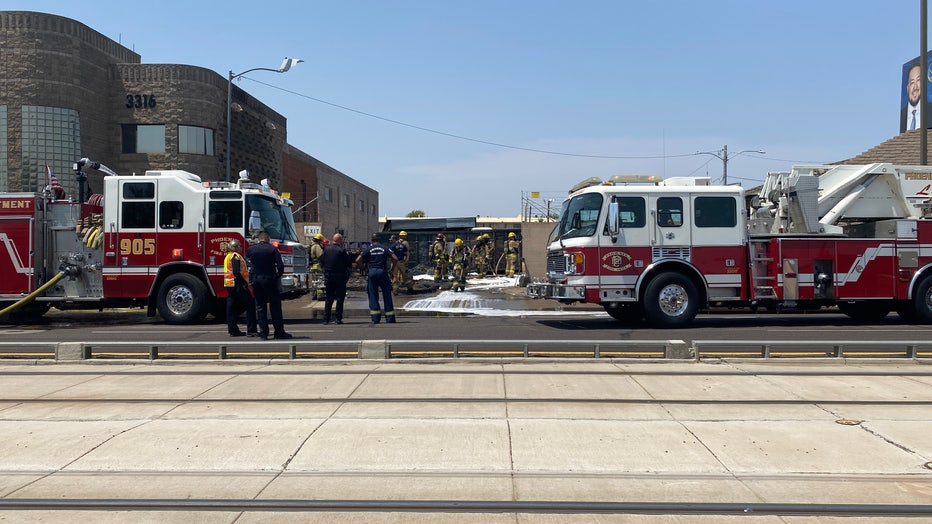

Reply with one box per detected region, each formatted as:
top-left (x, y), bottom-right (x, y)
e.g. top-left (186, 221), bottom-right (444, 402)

top-left (603, 303), bottom-right (643, 324)
top-left (156, 273), bottom-right (210, 324)
top-left (642, 273), bottom-right (699, 328)
top-left (909, 276), bottom-right (932, 323)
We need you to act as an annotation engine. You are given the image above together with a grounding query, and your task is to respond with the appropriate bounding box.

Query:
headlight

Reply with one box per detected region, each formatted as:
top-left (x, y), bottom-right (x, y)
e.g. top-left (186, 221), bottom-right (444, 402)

top-left (566, 252), bottom-right (585, 275)
top-left (281, 255), bottom-right (293, 265)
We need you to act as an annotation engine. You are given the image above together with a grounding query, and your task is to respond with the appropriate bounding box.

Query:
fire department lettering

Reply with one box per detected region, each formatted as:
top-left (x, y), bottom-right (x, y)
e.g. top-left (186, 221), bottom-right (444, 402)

top-left (601, 250), bottom-right (633, 272)
top-left (1, 199), bottom-right (31, 210)
top-left (119, 238), bottom-right (155, 256)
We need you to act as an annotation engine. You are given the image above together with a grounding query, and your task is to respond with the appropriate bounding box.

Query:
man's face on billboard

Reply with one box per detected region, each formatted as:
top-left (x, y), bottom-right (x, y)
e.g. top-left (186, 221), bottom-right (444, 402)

top-left (909, 65), bottom-right (922, 106)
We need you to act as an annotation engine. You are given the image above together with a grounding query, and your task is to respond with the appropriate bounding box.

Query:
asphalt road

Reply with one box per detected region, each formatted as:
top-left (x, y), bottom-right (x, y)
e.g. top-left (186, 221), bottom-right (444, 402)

top-left (3, 290), bottom-right (932, 347)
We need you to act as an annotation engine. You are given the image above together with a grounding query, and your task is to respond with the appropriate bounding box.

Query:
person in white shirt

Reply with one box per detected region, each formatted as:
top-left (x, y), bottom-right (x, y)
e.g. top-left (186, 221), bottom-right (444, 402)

top-left (903, 64), bottom-right (922, 132)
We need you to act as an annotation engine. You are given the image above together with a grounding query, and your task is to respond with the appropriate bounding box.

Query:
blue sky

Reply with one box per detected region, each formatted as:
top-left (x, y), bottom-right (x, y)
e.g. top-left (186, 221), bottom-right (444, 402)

top-left (7, 1), bottom-right (924, 217)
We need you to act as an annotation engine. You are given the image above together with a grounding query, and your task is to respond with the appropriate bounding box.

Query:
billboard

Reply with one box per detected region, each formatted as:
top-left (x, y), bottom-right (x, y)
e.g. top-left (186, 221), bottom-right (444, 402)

top-left (901, 55), bottom-right (932, 133)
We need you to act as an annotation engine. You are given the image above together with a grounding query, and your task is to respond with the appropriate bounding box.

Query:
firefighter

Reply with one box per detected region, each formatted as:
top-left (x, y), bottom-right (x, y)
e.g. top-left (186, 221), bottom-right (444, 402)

top-left (309, 233), bottom-right (325, 299)
top-left (390, 231), bottom-right (410, 294)
top-left (355, 233), bottom-right (398, 324)
top-left (246, 230), bottom-right (292, 340)
top-left (223, 239), bottom-right (256, 337)
top-left (472, 235), bottom-right (487, 278)
top-left (432, 233), bottom-right (448, 282)
top-left (505, 231), bottom-right (522, 277)
top-left (449, 237), bottom-right (470, 292)
top-left (309, 233), bottom-right (325, 271)
top-left (482, 233), bottom-right (495, 275)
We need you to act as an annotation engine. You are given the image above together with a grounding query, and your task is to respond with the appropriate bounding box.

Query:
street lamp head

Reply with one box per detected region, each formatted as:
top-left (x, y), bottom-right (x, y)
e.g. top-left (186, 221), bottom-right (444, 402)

top-left (279, 57), bottom-right (303, 73)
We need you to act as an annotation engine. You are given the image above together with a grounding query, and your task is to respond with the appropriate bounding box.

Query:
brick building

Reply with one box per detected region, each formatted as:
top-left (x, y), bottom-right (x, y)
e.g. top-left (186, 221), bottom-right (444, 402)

top-left (0, 10), bottom-right (375, 243)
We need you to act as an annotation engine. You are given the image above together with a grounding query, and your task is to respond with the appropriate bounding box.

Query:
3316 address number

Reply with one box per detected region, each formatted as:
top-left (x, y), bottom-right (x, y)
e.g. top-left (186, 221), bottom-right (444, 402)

top-left (125, 94), bottom-right (157, 109)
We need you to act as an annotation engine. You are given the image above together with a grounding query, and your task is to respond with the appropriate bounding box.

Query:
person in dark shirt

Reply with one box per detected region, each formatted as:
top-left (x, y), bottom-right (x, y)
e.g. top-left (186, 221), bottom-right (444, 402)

top-left (355, 234), bottom-right (398, 324)
top-left (319, 232), bottom-right (352, 324)
top-left (245, 230), bottom-right (292, 340)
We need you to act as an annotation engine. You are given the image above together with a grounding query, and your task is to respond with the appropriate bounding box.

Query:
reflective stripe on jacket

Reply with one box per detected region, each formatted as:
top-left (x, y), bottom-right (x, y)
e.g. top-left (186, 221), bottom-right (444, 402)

top-left (223, 252), bottom-right (249, 287)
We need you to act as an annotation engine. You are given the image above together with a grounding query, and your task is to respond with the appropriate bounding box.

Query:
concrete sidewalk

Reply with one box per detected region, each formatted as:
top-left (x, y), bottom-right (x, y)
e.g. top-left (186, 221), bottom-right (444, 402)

top-left (0, 359), bottom-right (930, 522)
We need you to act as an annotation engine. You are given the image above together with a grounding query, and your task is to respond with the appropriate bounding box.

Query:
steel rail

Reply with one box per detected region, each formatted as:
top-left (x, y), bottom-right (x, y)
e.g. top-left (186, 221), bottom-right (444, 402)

top-left (0, 499), bottom-right (929, 516)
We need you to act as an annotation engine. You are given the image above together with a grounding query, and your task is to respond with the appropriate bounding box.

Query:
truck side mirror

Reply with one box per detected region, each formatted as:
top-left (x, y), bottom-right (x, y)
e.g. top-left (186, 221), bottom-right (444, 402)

top-left (607, 201), bottom-right (619, 242)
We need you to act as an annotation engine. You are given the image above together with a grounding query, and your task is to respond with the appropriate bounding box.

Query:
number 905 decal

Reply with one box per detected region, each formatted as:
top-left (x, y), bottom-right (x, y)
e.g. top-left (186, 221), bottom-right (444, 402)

top-left (120, 238), bottom-right (155, 255)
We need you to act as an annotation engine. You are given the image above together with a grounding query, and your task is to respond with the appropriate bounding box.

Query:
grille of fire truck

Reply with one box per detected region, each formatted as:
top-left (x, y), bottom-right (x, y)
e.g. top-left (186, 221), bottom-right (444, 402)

top-left (651, 247), bottom-right (691, 261)
top-left (546, 252), bottom-right (566, 273)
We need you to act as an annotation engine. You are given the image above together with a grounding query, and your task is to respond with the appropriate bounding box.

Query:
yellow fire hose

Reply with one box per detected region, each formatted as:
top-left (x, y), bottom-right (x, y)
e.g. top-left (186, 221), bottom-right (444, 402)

top-left (0, 271), bottom-right (65, 318)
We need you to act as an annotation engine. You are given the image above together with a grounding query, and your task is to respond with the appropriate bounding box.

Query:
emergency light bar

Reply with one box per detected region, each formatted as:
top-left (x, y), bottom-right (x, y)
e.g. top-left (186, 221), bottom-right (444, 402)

top-left (570, 177), bottom-right (603, 194)
top-left (607, 175), bottom-right (663, 185)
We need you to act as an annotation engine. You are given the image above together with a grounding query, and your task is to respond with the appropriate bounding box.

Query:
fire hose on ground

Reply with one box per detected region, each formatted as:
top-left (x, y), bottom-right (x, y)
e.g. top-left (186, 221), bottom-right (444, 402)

top-left (0, 271), bottom-right (65, 318)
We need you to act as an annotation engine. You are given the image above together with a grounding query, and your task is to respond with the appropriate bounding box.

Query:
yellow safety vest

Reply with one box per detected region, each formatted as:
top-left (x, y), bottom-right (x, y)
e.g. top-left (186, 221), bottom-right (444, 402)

top-left (223, 252), bottom-right (248, 288)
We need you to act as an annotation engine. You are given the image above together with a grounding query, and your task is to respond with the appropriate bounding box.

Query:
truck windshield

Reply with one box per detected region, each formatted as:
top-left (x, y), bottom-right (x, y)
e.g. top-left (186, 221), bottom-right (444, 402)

top-left (551, 193), bottom-right (603, 241)
top-left (246, 195), bottom-right (299, 242)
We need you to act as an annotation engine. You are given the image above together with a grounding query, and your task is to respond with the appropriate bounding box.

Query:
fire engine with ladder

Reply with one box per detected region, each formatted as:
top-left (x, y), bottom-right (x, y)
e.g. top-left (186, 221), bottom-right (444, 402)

top-left (527, 163), bottom-right (932, 327)
top-left (0, 159), bottom-right (309, 324)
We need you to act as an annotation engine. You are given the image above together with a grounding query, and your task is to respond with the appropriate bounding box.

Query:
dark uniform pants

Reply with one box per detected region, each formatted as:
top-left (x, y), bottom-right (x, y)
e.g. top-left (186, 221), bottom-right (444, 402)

top-left (226, 285), bottom-right (257, 335)
top-left (366, 268), bottom-right (395, 323)
top-left (323, 271), bottom-right (348, 322)
top-left (252, 275), bottom-right (285, 337)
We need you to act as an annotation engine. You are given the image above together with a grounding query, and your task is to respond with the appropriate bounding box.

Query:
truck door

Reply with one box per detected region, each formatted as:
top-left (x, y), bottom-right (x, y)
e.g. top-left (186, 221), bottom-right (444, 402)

top-left (205, 190), bottom-right (246, 293)
top-left (650, 194), bottom-right (692, 252)
top-left (105, 180), bottom-right (158, 298)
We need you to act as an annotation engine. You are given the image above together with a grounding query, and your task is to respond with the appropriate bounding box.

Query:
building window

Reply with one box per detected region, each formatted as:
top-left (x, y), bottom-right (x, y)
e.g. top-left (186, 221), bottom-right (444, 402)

top-left (325, 187), bottom-right (333, 202)
top-left (370, 203), bottom-right (376, 215)
top-left (178, 125), bottom-right (215, 156)
top-left (358, 199), bottom-right (365, 212)
top-left (122, 124), bottom-right (165, 154)
top-left (21, 106), bottom-right (81, 194)
top-left (343, 194), bottom-right (350, 207)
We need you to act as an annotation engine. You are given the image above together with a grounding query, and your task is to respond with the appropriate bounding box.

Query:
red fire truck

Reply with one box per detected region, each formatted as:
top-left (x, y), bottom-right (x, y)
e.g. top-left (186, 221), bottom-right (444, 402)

top-left (0, 159), bottom-right (308, 324)
top-left (527, 163), bottom-right (932, 327)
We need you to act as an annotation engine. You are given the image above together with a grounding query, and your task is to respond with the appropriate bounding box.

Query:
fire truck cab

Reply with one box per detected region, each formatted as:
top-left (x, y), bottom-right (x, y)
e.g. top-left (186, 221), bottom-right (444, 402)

top-left (528, 175), bottom-right (746, 327)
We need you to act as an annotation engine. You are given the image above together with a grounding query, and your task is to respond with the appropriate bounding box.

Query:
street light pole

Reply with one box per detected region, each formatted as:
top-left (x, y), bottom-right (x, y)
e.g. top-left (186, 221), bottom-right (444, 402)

top-left (225, 57), bottom-right (303, 182)
top-left (695, 145), bottom-right (766, 185)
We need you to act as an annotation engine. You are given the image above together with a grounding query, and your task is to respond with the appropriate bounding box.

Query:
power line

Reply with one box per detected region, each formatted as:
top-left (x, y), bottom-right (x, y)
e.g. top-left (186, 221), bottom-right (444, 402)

top-left (245, 77), bottom-right (699, 160)
top-left (245, 77), bottom-right (832, 166)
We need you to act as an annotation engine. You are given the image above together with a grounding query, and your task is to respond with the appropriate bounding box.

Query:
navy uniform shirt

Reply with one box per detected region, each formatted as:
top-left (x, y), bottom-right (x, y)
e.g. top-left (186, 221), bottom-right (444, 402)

top-left (320, 243), bottom-right (352, 273)
top-left (245, 241), bottom-right (284, 278)
top-left (359, 243), bottom-right (391, 270)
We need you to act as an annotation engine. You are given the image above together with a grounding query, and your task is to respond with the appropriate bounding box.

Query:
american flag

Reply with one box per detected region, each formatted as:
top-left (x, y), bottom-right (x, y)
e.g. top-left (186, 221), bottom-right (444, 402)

top-left (46, 162), bottom-right (65, 198)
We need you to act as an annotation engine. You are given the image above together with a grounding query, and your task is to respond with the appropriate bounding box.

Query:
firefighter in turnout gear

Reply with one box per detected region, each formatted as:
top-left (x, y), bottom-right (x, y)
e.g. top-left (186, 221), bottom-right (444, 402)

top-left (223, 239), bottom-right (257, 337)
top-left (390, 231), bottom-right (410, 294)
top-left (472, 235), bottom-right (487, 278)
top-left (309, 233), bottom-right (325, 299)
top-left (450, 237), bottom-right (470, 292)
top-left (432, 233), bottom-right (448, 282)
top-left (482, 233), bottom-right (495, 275)
top-left (505, 232), bottom-right (521, 277)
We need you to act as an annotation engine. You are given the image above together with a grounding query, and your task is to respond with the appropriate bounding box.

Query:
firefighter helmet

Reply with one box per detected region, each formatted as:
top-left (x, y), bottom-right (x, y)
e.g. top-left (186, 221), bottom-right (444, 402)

top-left (227, 239), bottom-right (241, 252)
top-left (455, 238), bottom-right (463, 246)
top-left (508, 232), bottom-right (516, 238)
top-left (399, 230), bottom-right (407, 237)
top-left (436, 233), bottom-right (445, 239)
top-left (313, 233), bottom-right (324, 241)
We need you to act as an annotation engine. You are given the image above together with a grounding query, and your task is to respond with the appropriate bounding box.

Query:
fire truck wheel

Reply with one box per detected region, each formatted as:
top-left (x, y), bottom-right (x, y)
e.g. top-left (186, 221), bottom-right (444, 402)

top-left (910, 276), bottom-right (932, 323)
top-left (156, 273), bottom-right (209, 325)
top-left (642, 273), bottom-right (699, 328)
top-left (603, 303), bottom-right (643, 324)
